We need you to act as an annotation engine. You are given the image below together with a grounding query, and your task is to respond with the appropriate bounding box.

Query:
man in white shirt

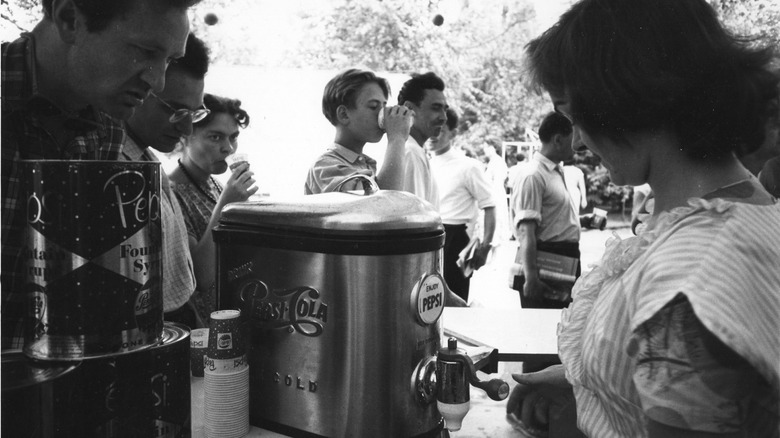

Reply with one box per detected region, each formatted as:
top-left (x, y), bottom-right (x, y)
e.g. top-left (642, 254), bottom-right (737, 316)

top-left (563, 162), bottom-right (588, 213)
top-left (397, 72), bottom-right (448, 209)
top-left (428, 109), bottom-right (496, 301)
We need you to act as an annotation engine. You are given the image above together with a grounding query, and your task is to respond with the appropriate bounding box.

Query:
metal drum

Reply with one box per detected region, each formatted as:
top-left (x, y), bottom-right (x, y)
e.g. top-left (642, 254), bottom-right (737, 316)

top-left (2, 323), bottom-right (190, 438)
top-left (214, 186), bottom-right (447, 438)
top-left (1, 352), bottom-right (80, 437)
top-left (21, 160), bottom-right (163, 361)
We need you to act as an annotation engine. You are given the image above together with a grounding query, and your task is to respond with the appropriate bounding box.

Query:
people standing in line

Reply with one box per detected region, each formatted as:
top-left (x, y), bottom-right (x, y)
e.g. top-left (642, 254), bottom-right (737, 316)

top-left (122, 33), bottom-right (210, 329)
top-left (305, 68), bottom-right (414, 194)
top-left (510, 0), bottom-right (780, 436)
top-left (509, 112), bottom-right (581, 308)
top-left (169, 94), bottom-right (258, 326)
top-left (1, 0), bottom-right (199, 348)
top-left (563, 161), bottom-right (588, 214)
top-left (396, 72), bottom-right (448, 210)
top-left (428, 108), bottom-right (496, 302)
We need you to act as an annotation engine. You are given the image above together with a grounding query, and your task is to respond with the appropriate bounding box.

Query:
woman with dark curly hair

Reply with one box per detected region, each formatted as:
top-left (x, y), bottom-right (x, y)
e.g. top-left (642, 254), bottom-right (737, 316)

top-left (169, 93), bottom-right (258, 326)
top-left (506, 0), bottom-right (780, 437)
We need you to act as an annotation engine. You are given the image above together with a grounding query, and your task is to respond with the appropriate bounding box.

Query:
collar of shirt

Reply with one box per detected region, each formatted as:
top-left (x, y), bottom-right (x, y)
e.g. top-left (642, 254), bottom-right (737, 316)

top-left (532, 151), bottom-right (561, 172)
top-left (329, 143), bottom-right (376, 166)
top-left (4, 33), bottom-right (95, 122)
top-left (3, 33), bottom-right (125, 158)
top-left (122, 134), bottom-right (150, 161)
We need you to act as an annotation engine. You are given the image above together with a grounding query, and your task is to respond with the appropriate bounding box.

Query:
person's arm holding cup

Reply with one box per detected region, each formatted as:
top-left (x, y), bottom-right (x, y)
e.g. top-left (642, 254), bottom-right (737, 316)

top-left (188, 156), bottom-right (258, 293)
top-left (375, 105), bottom-right (414, 190)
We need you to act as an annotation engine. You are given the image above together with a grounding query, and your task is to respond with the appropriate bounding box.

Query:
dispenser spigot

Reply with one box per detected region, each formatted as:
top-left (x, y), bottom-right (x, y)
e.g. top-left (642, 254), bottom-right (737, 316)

top-left (435, 338), bottom-right (509, 431)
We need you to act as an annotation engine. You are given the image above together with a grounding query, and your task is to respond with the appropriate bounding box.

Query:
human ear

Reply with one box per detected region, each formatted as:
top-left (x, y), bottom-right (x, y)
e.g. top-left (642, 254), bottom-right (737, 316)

top-left (50, 0), bottom-right (81, 44)
top-left (336, 105), bottom-right (350, 125)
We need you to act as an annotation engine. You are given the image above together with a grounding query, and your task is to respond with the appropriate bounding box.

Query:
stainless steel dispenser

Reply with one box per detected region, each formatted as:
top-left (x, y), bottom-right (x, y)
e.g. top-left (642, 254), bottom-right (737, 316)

top-left (213, 179), bottom-right (508, 437)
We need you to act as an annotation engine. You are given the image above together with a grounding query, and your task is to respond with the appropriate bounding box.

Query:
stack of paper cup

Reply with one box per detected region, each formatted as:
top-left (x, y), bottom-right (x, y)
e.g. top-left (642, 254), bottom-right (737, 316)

top-left (203, 366), bottom-right (250, 438)
top-left (203, 310), bottom-right (249, 438)
top-left (190, 328), bottom-right (209, 377)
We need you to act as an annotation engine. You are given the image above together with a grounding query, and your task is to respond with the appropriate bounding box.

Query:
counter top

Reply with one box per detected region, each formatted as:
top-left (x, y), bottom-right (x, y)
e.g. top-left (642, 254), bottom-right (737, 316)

top-left (442, 307), bottom-right (561, 362)
top-left (191, 307), bottom-right (561, 437)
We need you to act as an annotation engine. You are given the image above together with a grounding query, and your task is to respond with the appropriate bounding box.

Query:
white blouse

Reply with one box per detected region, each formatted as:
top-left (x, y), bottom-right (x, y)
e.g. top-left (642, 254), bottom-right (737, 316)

top-left (558, 183), bottom-right (780, 437)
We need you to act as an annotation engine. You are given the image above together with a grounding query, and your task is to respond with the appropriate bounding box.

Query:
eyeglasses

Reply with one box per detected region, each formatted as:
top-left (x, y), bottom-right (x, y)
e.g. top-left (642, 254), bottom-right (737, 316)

top-left (150, 92), bottom-right (210, 124)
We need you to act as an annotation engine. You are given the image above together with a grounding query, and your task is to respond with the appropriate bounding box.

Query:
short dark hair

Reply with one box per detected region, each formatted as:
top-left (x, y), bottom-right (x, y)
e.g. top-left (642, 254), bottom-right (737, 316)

top-left (538, 112), bottom-right (572, 143)
top-left (195, 94), bottom-right (250, 129)
top-left (168, 33), bottom-right (210, 80)
top-left (397, 72), bottom-right (445, 107)
top-left (321, 69), bottom-right (390, 126)
top-left (445, 108), bottom-right (458, 131)
top-left (43, 0), bottom-right (201, 32)
top-left (525, 0), bottom-right (779, 160)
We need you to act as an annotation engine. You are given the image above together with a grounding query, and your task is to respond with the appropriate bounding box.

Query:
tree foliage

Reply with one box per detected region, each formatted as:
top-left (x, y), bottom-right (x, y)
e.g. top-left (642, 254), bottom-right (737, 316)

top-left (2, 0), bottom-right (778, 207)
top-left (292, 0), bottom-right (551, 154)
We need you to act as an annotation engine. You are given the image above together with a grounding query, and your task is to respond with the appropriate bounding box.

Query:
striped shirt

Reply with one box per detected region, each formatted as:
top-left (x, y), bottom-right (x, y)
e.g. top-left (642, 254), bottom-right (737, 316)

top-left (2, 34), bottom-right (126, 349)
top-left (559, 178), bottom-right (780, 437)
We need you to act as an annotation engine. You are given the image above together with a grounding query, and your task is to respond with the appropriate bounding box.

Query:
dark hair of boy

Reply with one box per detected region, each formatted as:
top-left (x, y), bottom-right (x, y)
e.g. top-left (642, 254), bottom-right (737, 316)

top-left (321, 68), bottom-right (391, 126)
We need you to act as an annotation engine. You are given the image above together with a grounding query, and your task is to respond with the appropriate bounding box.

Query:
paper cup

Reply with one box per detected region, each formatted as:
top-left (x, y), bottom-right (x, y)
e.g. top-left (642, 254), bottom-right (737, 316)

top-left (190, 328), bottom-right (209, 377)
top-left (227, 153), bottom-right (249, 171)
top-left (206, 310), bottom-right (245, 360)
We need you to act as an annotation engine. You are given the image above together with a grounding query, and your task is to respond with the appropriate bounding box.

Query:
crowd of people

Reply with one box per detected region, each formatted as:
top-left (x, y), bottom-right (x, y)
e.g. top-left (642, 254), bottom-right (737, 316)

top-left (2, 0), bottom-right (778, 436)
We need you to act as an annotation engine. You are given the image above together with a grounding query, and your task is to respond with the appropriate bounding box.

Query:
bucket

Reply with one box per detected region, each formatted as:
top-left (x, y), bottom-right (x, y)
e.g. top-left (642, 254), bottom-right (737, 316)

top-left (21, 160), bottom-right (163, 360)
top-left (1, 351), bottom-right (80, 437)
top-left (214, 184), bottom-right (447, 437)
top-left (2, 323), bottom-right (190, 437)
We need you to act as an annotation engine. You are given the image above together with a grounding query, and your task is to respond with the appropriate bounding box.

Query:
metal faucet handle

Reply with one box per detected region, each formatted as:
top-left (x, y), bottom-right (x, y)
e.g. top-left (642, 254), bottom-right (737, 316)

top-left (438, 338), bottom-right (509, 401)
top-left (470, 377), bottom-right (509, 401)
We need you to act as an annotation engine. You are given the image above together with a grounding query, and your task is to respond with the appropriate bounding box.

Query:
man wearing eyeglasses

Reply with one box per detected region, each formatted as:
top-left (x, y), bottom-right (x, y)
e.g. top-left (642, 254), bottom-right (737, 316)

top-left (121, 33), bottom-right (210, 328)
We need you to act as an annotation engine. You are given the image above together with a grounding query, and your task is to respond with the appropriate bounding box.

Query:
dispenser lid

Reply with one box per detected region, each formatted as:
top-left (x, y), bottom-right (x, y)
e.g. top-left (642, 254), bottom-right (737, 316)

top-left (218, 190), bottom-right (442, 236)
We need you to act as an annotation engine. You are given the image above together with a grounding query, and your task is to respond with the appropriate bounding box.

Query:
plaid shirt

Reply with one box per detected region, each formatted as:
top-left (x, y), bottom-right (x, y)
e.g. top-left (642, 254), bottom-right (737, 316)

top-left (121, 137), bottom-right (195, 312)
top-left (1, 34), bottom-right (126, 349)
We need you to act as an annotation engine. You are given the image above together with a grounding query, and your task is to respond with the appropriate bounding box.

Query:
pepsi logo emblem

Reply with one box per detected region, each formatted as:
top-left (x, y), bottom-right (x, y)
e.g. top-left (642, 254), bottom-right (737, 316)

top-left (415, 274), bottom-right (445, 325)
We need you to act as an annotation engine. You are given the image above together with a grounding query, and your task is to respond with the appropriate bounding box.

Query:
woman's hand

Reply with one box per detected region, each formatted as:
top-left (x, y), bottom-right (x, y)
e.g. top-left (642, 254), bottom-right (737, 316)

top-left (221, 161), bottom-right (258, 204)
top-left (507, 365), bottom-right (575, 434)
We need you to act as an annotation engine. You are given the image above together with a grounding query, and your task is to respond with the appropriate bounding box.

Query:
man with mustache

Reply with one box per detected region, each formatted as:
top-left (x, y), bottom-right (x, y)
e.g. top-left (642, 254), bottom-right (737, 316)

top-left (1, 0), bottom-right (199, 348)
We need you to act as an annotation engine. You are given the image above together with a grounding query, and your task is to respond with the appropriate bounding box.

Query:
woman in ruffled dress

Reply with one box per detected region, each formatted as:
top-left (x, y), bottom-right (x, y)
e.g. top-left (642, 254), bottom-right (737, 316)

top-left (169, 94), bottom-right (258, 327)
top-left (507, 0), bottom-right (780, 437)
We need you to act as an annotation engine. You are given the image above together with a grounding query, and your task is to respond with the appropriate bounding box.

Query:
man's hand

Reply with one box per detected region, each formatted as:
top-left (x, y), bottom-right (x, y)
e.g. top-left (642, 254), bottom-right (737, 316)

top-left (470, 242), bottom-right (492, 271)
top-left (523, 275), bottom-right (555, 301)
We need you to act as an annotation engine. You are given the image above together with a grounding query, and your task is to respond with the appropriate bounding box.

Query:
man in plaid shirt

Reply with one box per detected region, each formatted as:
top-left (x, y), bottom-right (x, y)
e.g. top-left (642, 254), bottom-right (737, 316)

top-left (2, 0), bottom-right (199, 349)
